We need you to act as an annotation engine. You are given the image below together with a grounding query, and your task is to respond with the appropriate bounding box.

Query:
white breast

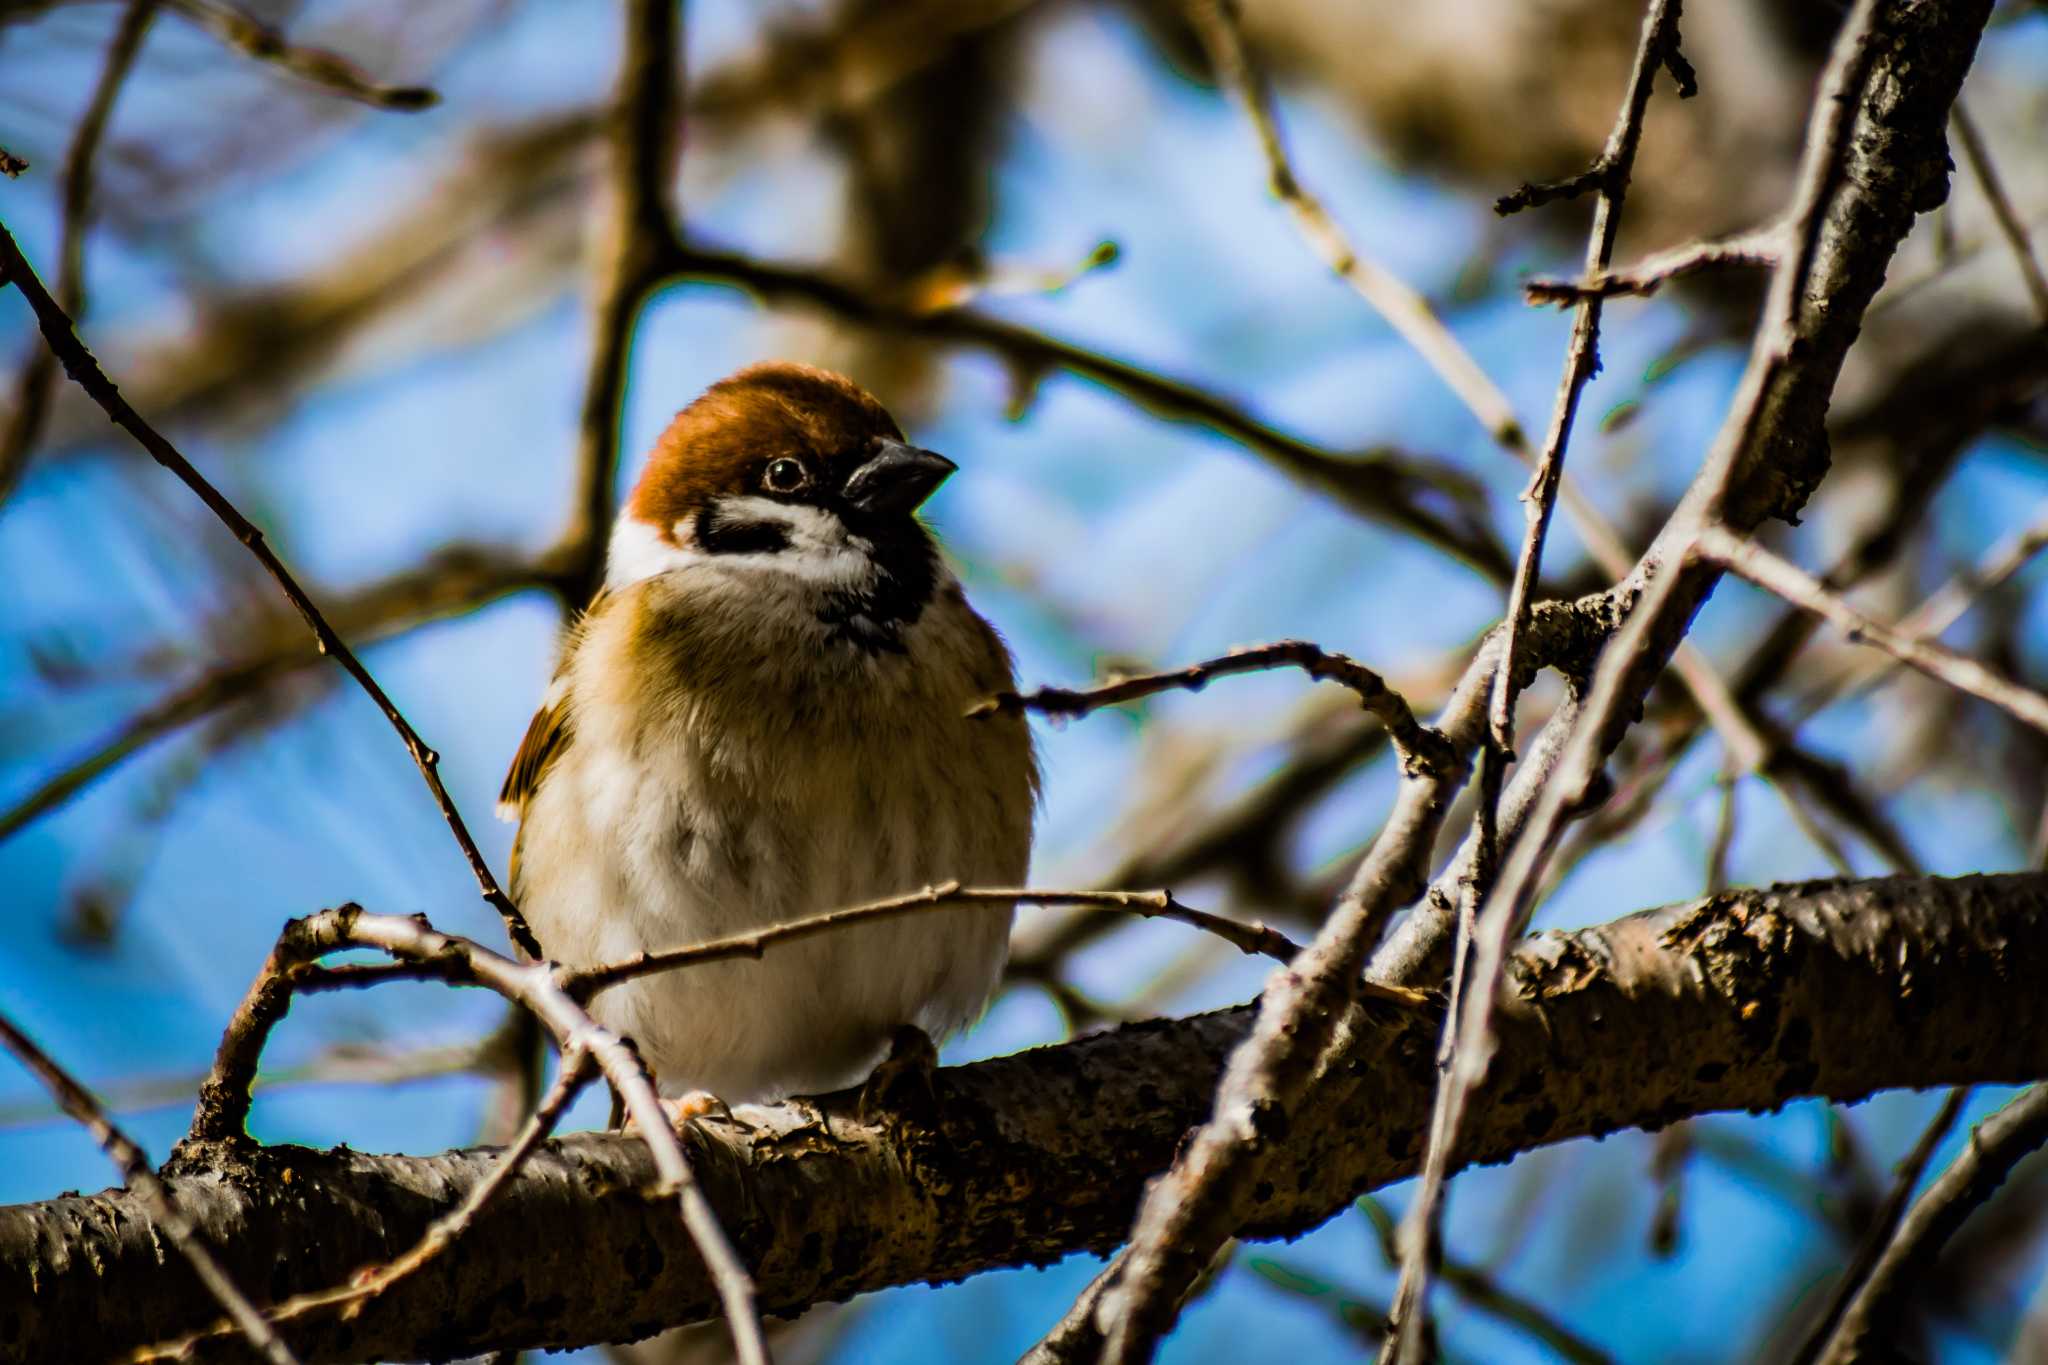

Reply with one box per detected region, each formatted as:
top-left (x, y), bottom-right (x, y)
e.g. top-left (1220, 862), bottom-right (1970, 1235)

top-left (510, 558), bottom-right (1036, 1101)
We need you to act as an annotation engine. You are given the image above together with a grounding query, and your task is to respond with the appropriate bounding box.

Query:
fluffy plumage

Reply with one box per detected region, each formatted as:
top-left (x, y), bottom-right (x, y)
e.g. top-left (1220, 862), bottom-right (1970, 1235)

top-left (499, 363), bottom-right (1037, 1102)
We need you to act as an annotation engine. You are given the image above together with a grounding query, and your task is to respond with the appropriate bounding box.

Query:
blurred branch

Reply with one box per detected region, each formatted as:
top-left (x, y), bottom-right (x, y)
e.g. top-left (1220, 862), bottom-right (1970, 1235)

top-left (0, 1010), bottom-right (298, 1365)
top-left (0, 1026), bottom-right (521, 1130)
top-left (12, 872), bottom-right (2048, 1361)
top-left (1186, 0), bottom-right (1527, 449)
top-left (659, 239), bottom-right (1510, 577)
top-left (163, 0), bottom-right (438, 110)
top-left (1793, 500), bottom-right (2048, 720)
top-left (0, 220), bottom-right (544, 956)
top-left (0, 541), bottom-right (558, 843)
top-left (1950, 102), bottom-right (2048, 324)
top-left (560, 0), bottom-right (682, 602)
top-left (1791, 1086), bottom-right (1971, 1365)
top-left (0, 0), bottom-right (156, 507)
top-left (1814, 1084), bottom-right (2048, 1365)
top-left (1699, 526), bottom-right (2048, 736)
top-left (1356, 1198), bottom-right (1614, 1365)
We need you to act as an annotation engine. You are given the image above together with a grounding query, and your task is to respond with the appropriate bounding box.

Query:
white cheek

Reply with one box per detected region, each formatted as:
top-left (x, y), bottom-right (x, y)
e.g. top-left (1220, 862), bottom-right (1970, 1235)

top-left (606, 517), bottom-right (694, 590)
top-left (716, 497), bottom-right (875, 586)
top-left (604, 502), bottom-right (878, 593)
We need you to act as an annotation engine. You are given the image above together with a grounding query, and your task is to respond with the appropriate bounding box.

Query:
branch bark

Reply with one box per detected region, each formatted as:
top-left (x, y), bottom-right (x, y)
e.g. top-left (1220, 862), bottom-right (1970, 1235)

top-left (5, 871), bottom-right (2047, 1363)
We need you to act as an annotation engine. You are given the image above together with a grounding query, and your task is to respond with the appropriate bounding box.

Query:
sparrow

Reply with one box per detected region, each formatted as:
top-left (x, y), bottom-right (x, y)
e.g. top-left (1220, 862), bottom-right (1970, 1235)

top-left (498, 362), bottom-right (1038, 1107)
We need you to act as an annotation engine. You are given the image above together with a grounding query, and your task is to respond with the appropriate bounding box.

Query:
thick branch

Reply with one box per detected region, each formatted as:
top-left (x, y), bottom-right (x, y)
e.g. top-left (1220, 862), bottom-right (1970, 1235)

top-left (6, 872), bottom-right (2047, 1362)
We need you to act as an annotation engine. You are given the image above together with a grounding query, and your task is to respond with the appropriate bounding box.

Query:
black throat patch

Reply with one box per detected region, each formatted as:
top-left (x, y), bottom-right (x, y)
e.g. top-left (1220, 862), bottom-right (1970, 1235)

top-left (694, 501), bottom-right (939, 655)
top-left (817, 519), bottom-right (939, 655)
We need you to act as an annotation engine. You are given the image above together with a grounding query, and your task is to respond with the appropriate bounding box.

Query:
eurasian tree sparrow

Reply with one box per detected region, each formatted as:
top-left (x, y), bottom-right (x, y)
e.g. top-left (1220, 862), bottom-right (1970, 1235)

top-left (498, 362), bottom-right (1037, 1105)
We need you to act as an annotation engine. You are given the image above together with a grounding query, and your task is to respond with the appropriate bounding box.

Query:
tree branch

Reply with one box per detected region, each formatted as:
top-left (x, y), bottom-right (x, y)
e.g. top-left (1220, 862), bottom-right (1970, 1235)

top-left (0, 222), bottom-right (543, 958)
top-left (6, 872), bottom-right (2048, 1362)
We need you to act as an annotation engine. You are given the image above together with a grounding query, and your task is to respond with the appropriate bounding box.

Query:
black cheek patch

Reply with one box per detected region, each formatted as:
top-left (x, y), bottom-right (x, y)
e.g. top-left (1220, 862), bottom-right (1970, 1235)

top-left (695, 505), bottom-right (792, 556)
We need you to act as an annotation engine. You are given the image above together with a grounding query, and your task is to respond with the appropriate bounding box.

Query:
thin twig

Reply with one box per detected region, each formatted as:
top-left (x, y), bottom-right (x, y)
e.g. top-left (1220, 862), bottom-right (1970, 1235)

top-left (1790, 1087), bottom-right (1971, 1365)
top-left (0, 222), bottom-right (542, 959)
top-left (1389, 3), bottom-right (1692, 1354)
top-left (1492, 29), bottom-right (1695, 217)
top-left (139, 1051), bottom-right (596, 1360)
top-left (1186, 0), bottom-right (1527, 448)
top-left (1356, 1198), bottom-right (1614, 1365)
top-left (163, 0), bottom-right (438, 109)
top-left (1794, 501), bottom-right (2048, 720)
top-left (1523, 224), bottom-right (1783, 306)
top-left (179, 906), bottom-right (772, 1365)
top-left (1813, 1084), bottom-right (2048, 1364)
top-left (1698, 526), bottom-right (2048, 737)
top-left (1950, 101), bottom-right (2048, 324)
top-left (0, 0), bottom-right (156, 507)
top-left (0, 1011), bottom-right (300, 1365)
top-left (975, 640), bottom-right (1452, 773)
top-left (561, 881), bottom-right (1415, 1007)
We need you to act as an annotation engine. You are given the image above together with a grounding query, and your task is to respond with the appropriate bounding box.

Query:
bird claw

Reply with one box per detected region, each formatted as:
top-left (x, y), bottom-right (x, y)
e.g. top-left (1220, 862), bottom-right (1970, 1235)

top-left (859, 1024), bottom-right (939, 1123)
top-left (622, 1089), bottom-right (740, 1136)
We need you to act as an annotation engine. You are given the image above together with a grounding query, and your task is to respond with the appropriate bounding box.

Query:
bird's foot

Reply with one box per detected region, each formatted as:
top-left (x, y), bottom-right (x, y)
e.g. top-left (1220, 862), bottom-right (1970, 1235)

top-left (621, 1089), bottom-right (738, 1136)
top-left (859, 1024), bottom-right (939, 1124)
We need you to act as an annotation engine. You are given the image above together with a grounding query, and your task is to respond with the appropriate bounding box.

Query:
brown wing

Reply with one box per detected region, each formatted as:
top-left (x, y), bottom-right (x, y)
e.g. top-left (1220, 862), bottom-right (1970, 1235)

top-left (497, 696), bottom-right (573, 821)
top-left (497, 590), bottom-right (607, 824)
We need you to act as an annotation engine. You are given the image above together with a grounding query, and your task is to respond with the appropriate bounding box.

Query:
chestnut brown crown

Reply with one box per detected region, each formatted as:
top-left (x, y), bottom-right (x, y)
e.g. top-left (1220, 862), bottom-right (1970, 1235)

top-left (628, 362), bottom-right (944, 539)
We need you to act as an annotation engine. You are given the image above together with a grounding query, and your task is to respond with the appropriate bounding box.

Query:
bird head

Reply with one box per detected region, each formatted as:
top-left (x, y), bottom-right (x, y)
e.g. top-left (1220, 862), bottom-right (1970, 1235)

top-left (609, 362), bottom-right (956, 593)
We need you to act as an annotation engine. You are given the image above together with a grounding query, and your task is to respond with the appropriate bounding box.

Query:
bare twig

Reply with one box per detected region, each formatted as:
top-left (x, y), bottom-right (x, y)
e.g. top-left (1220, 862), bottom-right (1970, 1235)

top-left (561, 881), bottom-right (1422, 1007)
top-left (1790, 1086), bottom-right (1971, 1365)
top-left (975, 640), bottom-right (1453, 772)
top-left (1950, 102), bottom-right (2048, 324)
top-left (1030, 637), bottom-right (1495, 1364)
top-left (141, 1051), bottom-right (596, 1360)
top-left (1368, 3), bottom-right (1995, 1360)
top-left (1491, 24), bottom-right (1696, 218)
top-left (1524, 224), bottom-right (1783, 306)
top-left (0, 0), bottom-right (156, 506)
top-left (0, 1010), bottom-right (300, 1365)
top-left (1794, 501), bottom-right (2048, 719)
top-left (1356, 1198), bottom-right (1614, 1365)
top-left (178, 906), bottom-right (771, 1365)
top-left (1698, 526), bottom-right (2048, 737)
top-left (1186, 0), bottom-right (1526, 448)
top-left (163, 0), bottom-right (438, 109)
top-left (1814, 1084), bottom-right (2048, 1364)
top-left (0, 222), bottom-right (542, 958)
top-left (1390, 3), bottom-right (1692, 1353)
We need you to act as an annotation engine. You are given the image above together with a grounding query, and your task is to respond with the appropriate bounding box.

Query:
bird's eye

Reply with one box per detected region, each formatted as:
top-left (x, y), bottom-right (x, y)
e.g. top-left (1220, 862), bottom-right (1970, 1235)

top-left (762, 458), bottom-right (811, 494)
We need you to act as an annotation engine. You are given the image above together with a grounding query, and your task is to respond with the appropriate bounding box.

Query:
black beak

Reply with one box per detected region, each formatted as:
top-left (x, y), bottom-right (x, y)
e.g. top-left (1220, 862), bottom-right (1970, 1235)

top-left (842, 440), bottom-right (957, 517)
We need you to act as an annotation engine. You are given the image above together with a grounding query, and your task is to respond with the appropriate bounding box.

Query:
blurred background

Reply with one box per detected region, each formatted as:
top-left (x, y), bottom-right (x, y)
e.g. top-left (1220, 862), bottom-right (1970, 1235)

top-left (4, 1), bottom-right (2048, 1360)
